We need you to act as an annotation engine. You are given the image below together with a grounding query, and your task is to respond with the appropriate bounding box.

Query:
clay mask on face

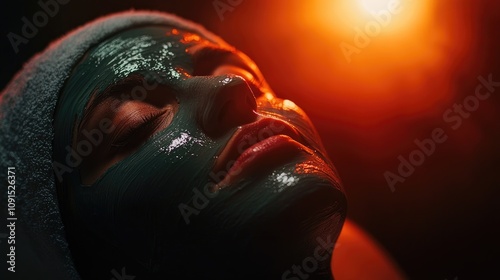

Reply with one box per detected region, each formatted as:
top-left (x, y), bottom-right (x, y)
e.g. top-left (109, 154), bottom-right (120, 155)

top-left (53, 26), bottom-right (346, 279)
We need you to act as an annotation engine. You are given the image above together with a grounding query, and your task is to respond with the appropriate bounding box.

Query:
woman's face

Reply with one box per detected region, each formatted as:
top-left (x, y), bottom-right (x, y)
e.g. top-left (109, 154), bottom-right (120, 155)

top-left (54, 26), bottom-right (346, 278)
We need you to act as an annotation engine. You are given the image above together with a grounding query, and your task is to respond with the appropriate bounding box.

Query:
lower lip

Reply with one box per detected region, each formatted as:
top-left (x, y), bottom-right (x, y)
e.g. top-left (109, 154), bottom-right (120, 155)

top-left (213, 135), bottom-right (310, 190)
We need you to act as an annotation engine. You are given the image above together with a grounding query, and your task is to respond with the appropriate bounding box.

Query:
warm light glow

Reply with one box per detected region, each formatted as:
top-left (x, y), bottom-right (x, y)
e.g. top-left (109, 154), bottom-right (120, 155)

top-left (222, 0), bottom-right (478, 124)
top-left (359, 0), bottom-right (397, 14)
top-left (288, 0), bottom-right (476, 121)
top-left (316, 0), bottom-right (430, 36)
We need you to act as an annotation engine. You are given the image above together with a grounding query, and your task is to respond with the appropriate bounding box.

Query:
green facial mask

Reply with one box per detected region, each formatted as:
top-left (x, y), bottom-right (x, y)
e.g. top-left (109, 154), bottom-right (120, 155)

top-left (53, 26), bottom-right (346, 279)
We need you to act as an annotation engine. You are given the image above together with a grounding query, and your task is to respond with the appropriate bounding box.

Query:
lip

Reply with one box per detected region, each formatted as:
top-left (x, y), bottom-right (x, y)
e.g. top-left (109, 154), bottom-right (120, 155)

top-left (211, 117), bottom-right (314, 191)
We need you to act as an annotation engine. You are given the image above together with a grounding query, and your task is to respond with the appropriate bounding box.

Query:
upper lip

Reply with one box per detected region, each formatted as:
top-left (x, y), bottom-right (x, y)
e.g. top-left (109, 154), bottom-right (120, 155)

top-left (211, 117), bottom-right (312, 186)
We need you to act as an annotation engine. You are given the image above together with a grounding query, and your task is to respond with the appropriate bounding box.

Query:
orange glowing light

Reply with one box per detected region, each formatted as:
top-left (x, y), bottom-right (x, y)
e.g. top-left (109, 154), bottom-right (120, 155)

top-left (316, 0), bottom-right (431, 37)
top-left (359, 0), bottom-right (397, 13)
top-left (220, 0), bottom-right (478, 124)
top-left (287, 0), bottom-right (476, 121)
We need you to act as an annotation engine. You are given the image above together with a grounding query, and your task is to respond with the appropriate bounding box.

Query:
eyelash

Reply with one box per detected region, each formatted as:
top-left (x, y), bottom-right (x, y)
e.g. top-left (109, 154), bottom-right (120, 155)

top-left (110, 110), bottom-right (165, 151)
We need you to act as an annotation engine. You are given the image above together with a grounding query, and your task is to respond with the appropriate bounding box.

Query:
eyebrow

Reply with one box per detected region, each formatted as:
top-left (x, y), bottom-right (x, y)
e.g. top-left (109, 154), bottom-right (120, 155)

top-left (79, 74), bottom-right (145, 132)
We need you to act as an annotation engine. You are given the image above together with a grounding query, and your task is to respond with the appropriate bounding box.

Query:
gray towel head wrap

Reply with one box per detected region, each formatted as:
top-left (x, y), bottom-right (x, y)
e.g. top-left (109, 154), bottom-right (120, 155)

top-left (0, 10), bottom-right (228, 279)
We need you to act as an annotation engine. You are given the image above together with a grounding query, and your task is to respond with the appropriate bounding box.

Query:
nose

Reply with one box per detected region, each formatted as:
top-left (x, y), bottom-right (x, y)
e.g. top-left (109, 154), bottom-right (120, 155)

top-left (194, 75), bottom-right (257, 137)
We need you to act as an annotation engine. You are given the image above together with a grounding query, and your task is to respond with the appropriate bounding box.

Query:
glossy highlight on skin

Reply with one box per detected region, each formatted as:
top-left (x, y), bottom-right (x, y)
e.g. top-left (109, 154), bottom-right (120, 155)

top-left (53, 26), bottom-right (346, 279)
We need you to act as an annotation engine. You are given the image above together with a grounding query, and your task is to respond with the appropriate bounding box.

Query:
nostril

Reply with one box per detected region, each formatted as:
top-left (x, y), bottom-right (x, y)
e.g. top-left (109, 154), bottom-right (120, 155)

top-left (217, 101), bottom-right (233, 123)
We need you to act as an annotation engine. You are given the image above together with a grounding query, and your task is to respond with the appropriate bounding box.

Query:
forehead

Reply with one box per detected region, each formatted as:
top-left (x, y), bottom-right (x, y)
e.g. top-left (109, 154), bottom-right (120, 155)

top-left (76, 26), bottom-right (223, 84)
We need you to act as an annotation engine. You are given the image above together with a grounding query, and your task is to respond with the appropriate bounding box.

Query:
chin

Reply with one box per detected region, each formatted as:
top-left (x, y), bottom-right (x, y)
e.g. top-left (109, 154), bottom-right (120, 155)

top-left (176, 154), bottom-right (346, 279)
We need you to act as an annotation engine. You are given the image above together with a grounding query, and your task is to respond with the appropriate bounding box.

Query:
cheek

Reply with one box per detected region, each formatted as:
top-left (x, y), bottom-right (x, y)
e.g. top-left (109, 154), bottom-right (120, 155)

top-left (75, 127), bottom-right (221, 223)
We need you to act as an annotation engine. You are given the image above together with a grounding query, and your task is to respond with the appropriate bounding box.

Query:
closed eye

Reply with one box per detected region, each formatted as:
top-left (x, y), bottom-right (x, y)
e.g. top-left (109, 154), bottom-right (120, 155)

top-left (110, 109), bottom-right (168, 152)
top-left (76, 76), bottom-right (179, 185)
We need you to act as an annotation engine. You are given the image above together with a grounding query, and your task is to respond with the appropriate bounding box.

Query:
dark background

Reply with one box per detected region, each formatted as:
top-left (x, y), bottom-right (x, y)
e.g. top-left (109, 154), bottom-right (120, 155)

top-left (1, 0), bottom-right (499, 279)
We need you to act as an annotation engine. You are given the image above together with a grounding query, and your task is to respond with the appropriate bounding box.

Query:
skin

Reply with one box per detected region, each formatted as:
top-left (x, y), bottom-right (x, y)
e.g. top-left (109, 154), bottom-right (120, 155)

top-left (53, 26), bottom-right (346, 279)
